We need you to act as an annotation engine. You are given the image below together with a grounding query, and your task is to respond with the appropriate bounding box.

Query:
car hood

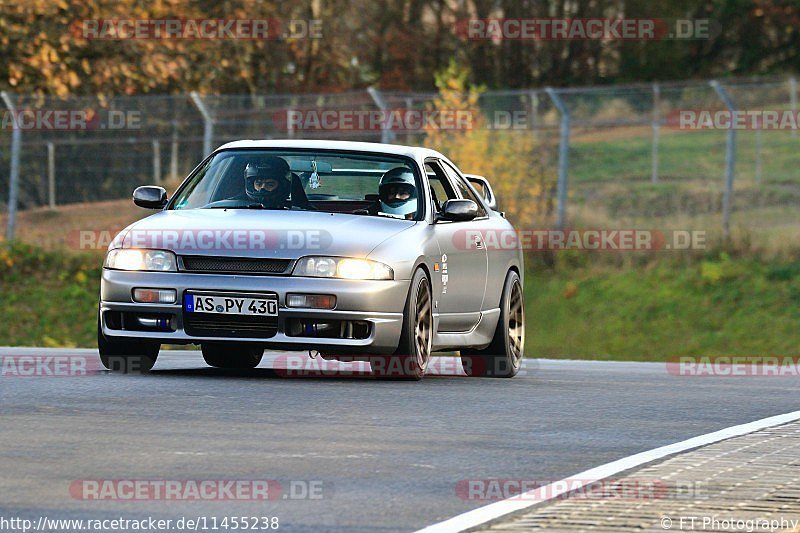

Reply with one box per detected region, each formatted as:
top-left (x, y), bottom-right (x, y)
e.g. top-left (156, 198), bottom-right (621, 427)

top-left (118, 209), bottom-right (416, 259)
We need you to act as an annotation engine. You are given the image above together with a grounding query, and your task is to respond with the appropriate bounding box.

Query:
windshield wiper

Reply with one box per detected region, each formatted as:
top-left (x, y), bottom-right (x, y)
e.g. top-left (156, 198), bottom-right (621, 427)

top-left (204, 203), bottom-right (265, 210)
top-left (204, 202), bottom-right (313, 211)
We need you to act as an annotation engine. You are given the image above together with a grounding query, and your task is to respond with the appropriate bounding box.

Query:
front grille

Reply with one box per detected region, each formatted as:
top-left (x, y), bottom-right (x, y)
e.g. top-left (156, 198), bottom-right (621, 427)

top-left (183, 312), bottom-right (278, 339)
top-left (180, 256), bottom-right (291, 275)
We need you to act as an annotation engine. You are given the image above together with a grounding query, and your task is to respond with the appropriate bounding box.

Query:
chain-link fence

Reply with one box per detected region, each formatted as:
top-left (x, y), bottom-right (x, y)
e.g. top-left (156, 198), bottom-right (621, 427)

top-left (2, 76), bottom-right (800, 249)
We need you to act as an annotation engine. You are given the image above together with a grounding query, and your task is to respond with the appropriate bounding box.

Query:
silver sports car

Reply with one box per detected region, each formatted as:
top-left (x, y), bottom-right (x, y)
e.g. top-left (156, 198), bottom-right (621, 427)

top-left (98, 140), bottom-right (524, 379)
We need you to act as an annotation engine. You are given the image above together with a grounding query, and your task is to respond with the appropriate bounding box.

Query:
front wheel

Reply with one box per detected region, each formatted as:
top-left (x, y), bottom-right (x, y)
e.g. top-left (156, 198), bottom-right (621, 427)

top-left (98, 317), bottom-right (160, 373)
top-left (370, 268), bottom-right (432, 380)
top-left (202, 343), bottom-right (264, 369)
top-left (461, 270), bottom-right (524, 378)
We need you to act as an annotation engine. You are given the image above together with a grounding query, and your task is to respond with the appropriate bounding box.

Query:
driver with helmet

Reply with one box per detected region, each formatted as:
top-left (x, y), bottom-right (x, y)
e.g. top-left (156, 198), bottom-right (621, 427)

top-left (242, 156), bottom-right (292, 208)
top-left (377, 167), bottom-right (418, 219)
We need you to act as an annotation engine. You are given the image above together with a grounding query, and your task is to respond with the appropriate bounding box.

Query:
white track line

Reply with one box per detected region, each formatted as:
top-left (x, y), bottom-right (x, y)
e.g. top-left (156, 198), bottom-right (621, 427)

top-left (417, 409), bottom-right (800, 533)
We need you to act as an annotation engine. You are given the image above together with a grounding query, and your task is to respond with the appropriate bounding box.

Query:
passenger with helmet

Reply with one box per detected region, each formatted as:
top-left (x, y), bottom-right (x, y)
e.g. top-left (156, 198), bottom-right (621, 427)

top-left (377, 167), bottom-right (418, 219)
top-left (242, 156), bottom-right (292, 208)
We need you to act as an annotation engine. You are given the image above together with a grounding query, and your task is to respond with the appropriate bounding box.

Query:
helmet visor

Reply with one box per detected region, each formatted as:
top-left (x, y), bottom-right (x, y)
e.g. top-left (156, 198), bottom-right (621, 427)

top-left (380, 182), bottom-right (416, 207)
top-left (252, 178), bottom-right (280, 192)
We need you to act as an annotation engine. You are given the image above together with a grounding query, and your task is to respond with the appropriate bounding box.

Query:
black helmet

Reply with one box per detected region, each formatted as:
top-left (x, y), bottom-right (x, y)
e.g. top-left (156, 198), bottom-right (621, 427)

top-left (244, 156), bottom-right (291, 206)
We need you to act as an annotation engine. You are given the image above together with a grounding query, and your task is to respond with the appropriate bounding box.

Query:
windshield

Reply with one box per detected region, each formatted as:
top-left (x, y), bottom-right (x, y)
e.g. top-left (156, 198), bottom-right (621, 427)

top-left (170, 149), bottom-right (423, 220)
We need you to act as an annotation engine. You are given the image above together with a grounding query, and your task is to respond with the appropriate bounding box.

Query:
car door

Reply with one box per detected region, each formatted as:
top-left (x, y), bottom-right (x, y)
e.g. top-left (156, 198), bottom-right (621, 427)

top-left (425, 159), bottom-right (489, 332)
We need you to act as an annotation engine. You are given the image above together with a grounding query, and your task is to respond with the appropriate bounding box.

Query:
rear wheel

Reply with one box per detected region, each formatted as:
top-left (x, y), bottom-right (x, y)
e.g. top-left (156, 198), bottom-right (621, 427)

top-left (370, 268), bottom-right (432, 380)
top-left (202, 343), bottom-right (264, 369)
top-left (97, 317), bottom-right (160, 373)
top-left (461, 270), bottom-right (524, 378)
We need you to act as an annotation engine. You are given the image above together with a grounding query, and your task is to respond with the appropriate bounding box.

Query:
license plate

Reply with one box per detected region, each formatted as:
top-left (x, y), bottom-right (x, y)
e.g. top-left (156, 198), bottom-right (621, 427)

top-left (184, 293), bottom-right (278, 316)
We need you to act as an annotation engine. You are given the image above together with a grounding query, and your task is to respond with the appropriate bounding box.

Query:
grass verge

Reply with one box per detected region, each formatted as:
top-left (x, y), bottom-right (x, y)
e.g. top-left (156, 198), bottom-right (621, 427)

top-left (526, 252), bottom-right (800, 360)
top-left (0, 242), bottom-right (102, 348)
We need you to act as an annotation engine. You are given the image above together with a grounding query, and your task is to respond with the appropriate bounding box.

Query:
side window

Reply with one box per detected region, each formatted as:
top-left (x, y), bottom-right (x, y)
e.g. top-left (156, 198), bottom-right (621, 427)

top-left (442, 162), bottom-right (487, 217)
top-left (424, 161), bottom-right (458, 213)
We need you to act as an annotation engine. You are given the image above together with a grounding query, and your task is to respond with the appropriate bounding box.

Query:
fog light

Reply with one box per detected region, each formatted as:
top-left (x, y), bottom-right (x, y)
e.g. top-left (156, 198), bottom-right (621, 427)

top-left (133, 288), bottom-right (177, 304)
top-left (286, 293), bottom-right (336, 309)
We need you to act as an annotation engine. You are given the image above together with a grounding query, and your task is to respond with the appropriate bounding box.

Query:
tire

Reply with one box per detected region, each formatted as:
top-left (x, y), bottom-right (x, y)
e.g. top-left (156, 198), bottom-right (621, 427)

top-left (97, 317), bottom-right (160, 373)
top-left (202, 342), bottom-right (264, 369)
top-left (461, 270), bottom-right (525, 378)
top-left (370, 268), bottom-right (432, 380)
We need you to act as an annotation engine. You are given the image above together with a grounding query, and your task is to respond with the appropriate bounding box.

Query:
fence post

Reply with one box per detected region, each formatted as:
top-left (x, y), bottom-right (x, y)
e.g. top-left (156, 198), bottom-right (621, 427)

top-left (405, 97), bottom-right (414, 144)
top-left (286, 106), bottom-right (295, 140)
top-left (283, 96), bottom-right (299, 140)
top-left (710, 81), bottom-right (736, 241)
top-left (367, 87), bottom-right (395, 144)
top-left (190, 91), bottom-right (214, 156)
top-left (790, 77), bottom-right (797, 139)
top-left (152, 140), bottom-right (162, 185)
top-left (1, 91), bottom-right (21, 241)
top-left (47, 142), bottom-right (56, 209)
top-left (529, 91), bottom-right (541, 140)
top-left (170, 120), bottom-right (179, 180)
top-left (754, 127), bottom-right (763, 185)
top-left (545, 88), bottom-right (570, 229)
top-left (651, 83), bottom-right (660, 184)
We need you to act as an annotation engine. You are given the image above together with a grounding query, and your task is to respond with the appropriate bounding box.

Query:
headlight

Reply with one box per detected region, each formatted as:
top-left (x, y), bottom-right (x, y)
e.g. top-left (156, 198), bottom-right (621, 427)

top-left (293, 256), bottom-right (393, 280)
top-left (104, 249), bottom-right (177, 272)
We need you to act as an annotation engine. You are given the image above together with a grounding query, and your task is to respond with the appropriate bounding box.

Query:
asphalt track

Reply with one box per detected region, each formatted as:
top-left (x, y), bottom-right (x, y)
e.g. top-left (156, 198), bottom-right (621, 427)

top-left (2, 348), bottom-right (800, 532)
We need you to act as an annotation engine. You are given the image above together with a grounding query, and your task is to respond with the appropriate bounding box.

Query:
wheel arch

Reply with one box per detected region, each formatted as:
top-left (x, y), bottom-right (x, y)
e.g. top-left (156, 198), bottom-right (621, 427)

top-left (413, 257), bottom-right (432, 281)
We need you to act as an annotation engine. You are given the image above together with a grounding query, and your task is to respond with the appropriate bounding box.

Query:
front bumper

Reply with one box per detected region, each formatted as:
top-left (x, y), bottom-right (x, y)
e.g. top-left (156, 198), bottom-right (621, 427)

top-left (100, 269), bottom-right (408, 354)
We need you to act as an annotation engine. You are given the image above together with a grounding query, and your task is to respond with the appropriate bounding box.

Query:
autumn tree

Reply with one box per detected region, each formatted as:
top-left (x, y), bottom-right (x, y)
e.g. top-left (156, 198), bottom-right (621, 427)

top-left (0, 1), bottom-right (798, 96)
top-left (423, 60), bottom-right (555, 225)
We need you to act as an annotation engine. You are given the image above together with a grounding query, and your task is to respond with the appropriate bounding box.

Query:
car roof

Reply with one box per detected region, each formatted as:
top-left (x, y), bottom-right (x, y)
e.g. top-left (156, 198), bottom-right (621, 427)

top-left (214, 139), bottom-right (447, 161)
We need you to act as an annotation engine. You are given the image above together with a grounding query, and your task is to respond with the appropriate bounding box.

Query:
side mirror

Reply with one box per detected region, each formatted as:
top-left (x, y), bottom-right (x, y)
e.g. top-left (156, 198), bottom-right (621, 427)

top-left (464, 174), bottom-right (498, 211)
top-left (133, 186), bottom-right (168, 209)
top-left (438, 199), bottom-right (478, 222)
